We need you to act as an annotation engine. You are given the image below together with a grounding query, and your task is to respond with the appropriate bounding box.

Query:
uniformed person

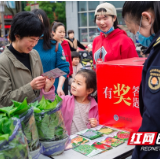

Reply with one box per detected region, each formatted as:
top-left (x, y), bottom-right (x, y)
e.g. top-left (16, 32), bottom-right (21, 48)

top-left (122, 1), bottom-right (160, 159)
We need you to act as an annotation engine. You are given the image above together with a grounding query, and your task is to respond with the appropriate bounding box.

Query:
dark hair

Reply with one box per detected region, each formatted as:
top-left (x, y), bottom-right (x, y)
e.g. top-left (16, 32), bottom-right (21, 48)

top-left (71, 51), bottom-right (81, 60)
top-left (122, 1), bottom-right (160, 34)
top-left (94, 8), bottom-right (119, 29)
top-left (52, 21), bottom-right (65, 32)
top-left (32, 9), bottom-right (53, 50)
top-left (10, 11), bottom-right (44, 42)
top-left (76, 69), bottom-right (97, 94)
top-left (68, 30), bottom-right (74, 36)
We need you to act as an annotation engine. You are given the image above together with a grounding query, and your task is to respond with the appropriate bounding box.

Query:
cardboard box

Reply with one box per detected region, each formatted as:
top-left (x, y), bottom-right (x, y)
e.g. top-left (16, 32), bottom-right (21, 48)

top-left (97, 57), bottom-right (146, 132)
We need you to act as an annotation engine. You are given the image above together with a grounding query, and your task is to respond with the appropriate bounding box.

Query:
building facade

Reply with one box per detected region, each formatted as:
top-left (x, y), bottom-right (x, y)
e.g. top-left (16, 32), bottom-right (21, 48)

top-left (0, 1), bottom-right (23, 37)
top-left (66, 1), bottom-right (135, 44)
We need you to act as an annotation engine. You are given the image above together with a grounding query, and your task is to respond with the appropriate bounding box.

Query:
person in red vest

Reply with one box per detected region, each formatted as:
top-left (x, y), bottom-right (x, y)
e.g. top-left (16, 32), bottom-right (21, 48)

top-left (92, 2), bottom-right (138, 70)
top-left (52, 21), bottom-right (73, 95)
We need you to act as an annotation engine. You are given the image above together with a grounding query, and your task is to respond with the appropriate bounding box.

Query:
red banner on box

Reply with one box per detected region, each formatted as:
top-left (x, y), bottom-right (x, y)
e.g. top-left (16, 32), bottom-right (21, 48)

top-left (97, 57), bottom-right (146, 132)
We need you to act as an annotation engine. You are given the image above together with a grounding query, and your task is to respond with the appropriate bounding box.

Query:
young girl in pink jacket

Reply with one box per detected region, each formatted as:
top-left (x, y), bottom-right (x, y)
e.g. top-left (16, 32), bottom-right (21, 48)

top-left (61, 69), bottom-right (99, 135)
top-left (42, 69), bottom-right (99, 135)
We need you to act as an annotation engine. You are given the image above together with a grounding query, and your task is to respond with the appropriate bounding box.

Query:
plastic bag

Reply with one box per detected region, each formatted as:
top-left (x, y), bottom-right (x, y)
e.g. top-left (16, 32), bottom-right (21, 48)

top-left (34, 101), bottom-right (67, 141)
top-left (31, 95), bottom-right (68, 141)
top-left (30, 149), bottom-right (50, 159)
top-left (40, 136), bottom-right (68, 156)
top-left (20, 108), bottom-right (40, 151)
top-left (0, 118), bottom-right (31, 159)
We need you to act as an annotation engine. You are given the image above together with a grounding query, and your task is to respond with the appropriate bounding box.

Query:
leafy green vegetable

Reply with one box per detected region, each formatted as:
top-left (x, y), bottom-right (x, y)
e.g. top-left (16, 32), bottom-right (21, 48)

top-left (2, 118), bottom-right (14, 135)
top-left (11, 98), bottom-right (29, 116)
top-left (29, 100), bottom-right (39, 108)
top-left (33, 107), bottom-right (41, 113)
top-left (32, 95), bottom-right (66, 141)
top-left (0, 98), bottom-right (30, 118)
top-left (0, 105), bottom-right (14, 117)
top-left (0, 134), bottom-right (9, 142)
top-left (0, 119), bottom-right (31, 159)
top-left (0, 118), bottom-right (14, 142)
top-left (36, 95), bottom-right (62, 111)
top-left (11, 100), bottom-right (21, 108)
top-left (0, 97), bottom-right (40, 152)
top-left (38, 96), bottom-right (47, 110)
top-left (0, 113), bottom-right (6, 119)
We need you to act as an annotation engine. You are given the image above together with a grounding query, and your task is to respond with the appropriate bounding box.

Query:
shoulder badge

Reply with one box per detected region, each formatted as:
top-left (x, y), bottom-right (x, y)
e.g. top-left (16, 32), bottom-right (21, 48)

top-left (148, 68), bottom-right (160, 93)
top-left (153, 37), bottom-right (160, 47)
top-left (61, 50), bottom-right (66, 60)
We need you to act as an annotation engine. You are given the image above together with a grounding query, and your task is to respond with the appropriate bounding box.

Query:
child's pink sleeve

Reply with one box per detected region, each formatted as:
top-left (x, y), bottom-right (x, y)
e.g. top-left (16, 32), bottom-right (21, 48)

top-left (39, 86), bottom-right (56, 101)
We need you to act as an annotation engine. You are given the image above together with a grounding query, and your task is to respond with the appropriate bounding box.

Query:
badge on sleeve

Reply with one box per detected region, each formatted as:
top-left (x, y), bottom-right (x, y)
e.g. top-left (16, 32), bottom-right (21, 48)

top-left (148, 68), bottom-right (160, 93)
top-left (61, 50), bottom-right (66, 60)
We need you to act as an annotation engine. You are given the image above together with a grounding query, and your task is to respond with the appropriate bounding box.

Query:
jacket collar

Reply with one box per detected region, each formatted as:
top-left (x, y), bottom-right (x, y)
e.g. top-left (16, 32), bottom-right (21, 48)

top-left (144, 30), bottom-right (160, 55)
top-left (142, 30), bottom-right (160, 71)
top-left (62, 39), bottom-right (69, 45)
top-left (70, 95), bottom-right (97, 110)
top-left (4, 46), bottom-right (38, 71)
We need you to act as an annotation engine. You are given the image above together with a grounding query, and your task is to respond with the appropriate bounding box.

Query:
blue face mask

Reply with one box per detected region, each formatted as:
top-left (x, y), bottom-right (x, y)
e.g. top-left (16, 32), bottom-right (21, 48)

top-left (98, 26), bottom-right (114, 35)
top-left (136, 17), bottom-right (155, 47)
top-left (40, 34), bottom-right (44, 38)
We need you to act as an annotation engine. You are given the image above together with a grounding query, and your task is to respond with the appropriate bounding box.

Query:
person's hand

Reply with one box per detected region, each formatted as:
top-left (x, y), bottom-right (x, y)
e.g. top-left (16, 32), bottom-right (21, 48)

top-left (44, 77), bottom-right (55, 92)
top-left (89, 118), bottom-right (98, 128)
top-left (57, 86), bottom-right (65, 96)
top-left (30, 76), bottom-right (46, 90)
top-left (76, 48), bottom-right (80, 52)
top-left (88, 47), bottom-right (92, 52)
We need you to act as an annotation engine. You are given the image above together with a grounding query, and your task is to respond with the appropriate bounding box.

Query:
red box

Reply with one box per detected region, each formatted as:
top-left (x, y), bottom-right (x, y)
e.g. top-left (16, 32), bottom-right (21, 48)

top-left (97, 57), bottom-right (146, 132)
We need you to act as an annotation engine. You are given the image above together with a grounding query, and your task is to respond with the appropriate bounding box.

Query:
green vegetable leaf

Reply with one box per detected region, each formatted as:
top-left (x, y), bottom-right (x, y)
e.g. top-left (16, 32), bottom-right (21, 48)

top-left (0, 134), bottom-right (10, 141)
top-left (2, 118), bottom-right (14, 135)
top-left (55, 126), bottom-right (63, 136)
top-left (33, 107), bottom-right (41, 113)
top-left (38, 94), bottom-right (62, 111)
top-left (38, 96), bottom-right (47, 110)
top-left (0, 106), bottom-right (14, 117)
top-left (12, 98), bottom-right (30, 116)
top-left (0, 117), bottom-right (8, 133)
top-left (29, 101), bottom-right (39, 108)
top-left (11, 100), bottom-right (21, 108)
top-left (0, 113), bottom-right (6, 119)
top-left (55, 94), bottom-right (62, 103)
top-left (44, 100), bottom-right (57, 110)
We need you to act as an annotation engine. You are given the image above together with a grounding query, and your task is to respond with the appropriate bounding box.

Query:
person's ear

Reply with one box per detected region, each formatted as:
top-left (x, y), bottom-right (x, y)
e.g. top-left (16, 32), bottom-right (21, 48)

top-left (113, 16), bottom-right (116, 22)
top-left (87, 88), bottom-right (94, 95)
top-left (15, 35), bottom-right (20, 41)
top-left (142, 12), bottom-right (152, 25)
top-left (52, 31), bottom-right (55, 36)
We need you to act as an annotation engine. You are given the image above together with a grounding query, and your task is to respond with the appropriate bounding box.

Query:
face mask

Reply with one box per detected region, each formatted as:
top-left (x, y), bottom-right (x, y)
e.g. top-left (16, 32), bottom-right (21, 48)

top-left (40, 34), bottom-right (44, 38)
top-left (98, 26), bottom-right (114, 35)
top-left (136, 17), bottom-right (155, 47)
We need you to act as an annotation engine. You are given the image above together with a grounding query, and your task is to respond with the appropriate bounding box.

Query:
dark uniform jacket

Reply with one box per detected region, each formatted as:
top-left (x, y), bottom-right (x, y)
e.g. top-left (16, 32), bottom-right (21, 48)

top-left (132, 30), bottom-right (160, 159)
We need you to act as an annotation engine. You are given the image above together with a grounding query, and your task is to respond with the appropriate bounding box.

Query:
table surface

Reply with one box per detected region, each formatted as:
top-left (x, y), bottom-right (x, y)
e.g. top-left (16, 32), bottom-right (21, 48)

top-left (52, 126), bottom-right (135, 159)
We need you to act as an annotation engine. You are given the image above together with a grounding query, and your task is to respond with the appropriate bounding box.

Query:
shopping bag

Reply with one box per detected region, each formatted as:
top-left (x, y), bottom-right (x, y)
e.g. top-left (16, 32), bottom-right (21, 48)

top-left (0, 118), bottom-right (31, 159)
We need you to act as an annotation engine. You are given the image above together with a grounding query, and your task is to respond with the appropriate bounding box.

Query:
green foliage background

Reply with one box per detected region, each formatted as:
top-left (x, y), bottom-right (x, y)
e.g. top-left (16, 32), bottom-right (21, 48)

top-left (24, 1), bottom-right (66, 27)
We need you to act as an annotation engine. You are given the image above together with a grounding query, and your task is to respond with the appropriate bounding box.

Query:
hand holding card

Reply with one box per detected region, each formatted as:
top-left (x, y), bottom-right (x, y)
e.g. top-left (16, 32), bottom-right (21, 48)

top-left (44, 77), bottom-right (55, 92)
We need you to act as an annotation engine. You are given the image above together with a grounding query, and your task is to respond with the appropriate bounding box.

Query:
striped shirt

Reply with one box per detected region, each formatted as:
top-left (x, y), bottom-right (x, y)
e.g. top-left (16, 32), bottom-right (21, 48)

top-left (70, 99), bottom-right (90, 135)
